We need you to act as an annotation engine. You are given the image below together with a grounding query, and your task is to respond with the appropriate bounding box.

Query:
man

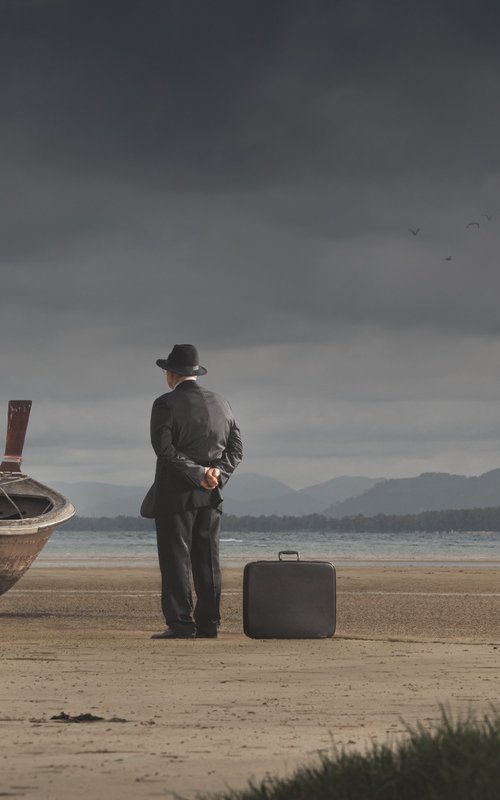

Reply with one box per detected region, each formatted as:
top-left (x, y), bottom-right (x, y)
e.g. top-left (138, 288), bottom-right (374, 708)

top-left (145, 343), bottom-right (243, 639)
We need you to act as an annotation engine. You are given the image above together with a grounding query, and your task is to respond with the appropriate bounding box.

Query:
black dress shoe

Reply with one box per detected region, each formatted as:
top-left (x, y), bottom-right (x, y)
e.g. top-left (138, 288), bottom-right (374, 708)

top-left (196, 630), bottom-right (218, 638)
top-left (151, 629), bottom-right (196, 639)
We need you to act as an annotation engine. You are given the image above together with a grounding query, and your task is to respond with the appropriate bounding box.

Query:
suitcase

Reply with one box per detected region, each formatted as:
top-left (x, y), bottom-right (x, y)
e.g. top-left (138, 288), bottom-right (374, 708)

top-left (243, 550), bottom-right (336, 639)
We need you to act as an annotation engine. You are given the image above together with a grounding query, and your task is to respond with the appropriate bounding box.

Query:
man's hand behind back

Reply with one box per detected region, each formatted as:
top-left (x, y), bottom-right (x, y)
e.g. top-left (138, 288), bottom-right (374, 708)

top-left (200, 467), bottom-right (220, 490)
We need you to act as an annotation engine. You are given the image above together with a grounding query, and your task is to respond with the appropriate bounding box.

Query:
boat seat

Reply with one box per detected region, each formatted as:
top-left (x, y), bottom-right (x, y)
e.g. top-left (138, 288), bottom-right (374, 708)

top-left (0, 495), bottom-right (53, 520)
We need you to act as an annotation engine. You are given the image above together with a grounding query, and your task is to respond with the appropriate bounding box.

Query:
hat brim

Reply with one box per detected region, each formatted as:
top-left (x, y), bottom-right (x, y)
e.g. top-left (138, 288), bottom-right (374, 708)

top-left (156, 359), bottom-right (207, 376)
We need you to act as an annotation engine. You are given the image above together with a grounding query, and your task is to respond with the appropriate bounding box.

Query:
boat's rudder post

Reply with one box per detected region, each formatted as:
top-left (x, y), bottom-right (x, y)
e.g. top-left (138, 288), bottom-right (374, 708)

top-left (0, 400), bottom-right (32, 472)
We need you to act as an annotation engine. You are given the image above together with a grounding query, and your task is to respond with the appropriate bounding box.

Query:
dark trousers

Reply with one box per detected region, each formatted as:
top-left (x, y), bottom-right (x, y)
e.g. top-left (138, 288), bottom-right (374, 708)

top-left (155, 507), bottom-right (222, 634)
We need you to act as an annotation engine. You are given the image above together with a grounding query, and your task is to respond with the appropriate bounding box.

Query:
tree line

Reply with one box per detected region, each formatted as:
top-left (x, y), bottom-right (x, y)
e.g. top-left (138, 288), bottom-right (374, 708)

top-left (62, 505), bottom-right (500, 533)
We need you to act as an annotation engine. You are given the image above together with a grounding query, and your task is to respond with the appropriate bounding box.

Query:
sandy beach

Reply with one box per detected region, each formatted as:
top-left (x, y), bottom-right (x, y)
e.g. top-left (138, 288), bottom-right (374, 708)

top-left (1, 564), bottom-right (499, 799)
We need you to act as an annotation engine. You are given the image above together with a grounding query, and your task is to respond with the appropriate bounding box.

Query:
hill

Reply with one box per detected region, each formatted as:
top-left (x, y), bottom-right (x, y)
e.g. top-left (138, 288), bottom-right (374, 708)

top-left (53, 473), bottom-right (293, 517)
top-left (225, 475), bottom-right (382, 516)
top-left (52, 481), bottom-right (146, 518)
top-left (53, 474), bottom-right (382, 517)
top-left (324, 468), bottom-right (500, 517)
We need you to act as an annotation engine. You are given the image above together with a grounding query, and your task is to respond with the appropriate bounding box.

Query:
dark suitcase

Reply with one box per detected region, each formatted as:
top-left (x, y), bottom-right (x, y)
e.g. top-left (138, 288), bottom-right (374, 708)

top-left (243, 550), bottom-right (336, 639)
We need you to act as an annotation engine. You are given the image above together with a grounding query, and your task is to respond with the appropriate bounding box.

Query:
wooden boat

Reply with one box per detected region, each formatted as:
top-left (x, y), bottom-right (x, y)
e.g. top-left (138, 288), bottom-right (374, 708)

top-left (0, 400), bottom-right (75, 596)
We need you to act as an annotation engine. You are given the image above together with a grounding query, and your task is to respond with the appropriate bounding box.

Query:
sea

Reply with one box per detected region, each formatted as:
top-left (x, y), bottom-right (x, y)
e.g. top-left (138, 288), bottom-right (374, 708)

top-left (34, 527), bottom-right (500, 568)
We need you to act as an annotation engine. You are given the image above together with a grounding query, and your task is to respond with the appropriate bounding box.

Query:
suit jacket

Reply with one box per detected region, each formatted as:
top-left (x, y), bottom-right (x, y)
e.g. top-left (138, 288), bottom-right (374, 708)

top-left (146, 380), bottom-right (243, 516)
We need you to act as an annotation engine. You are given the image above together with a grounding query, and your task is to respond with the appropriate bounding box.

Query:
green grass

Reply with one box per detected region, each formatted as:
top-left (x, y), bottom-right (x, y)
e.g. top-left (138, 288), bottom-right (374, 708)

top-left (204, 709), bottom-right (500, 800)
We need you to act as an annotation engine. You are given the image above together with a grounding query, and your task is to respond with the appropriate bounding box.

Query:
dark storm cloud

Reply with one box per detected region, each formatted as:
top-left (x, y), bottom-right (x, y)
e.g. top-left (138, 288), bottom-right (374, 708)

top-left (2, 0), bottom-right (500, 334)
top-left (3, 0), bottom-right (500, 187)
top-left (2, 0), bottom-right (500, 485)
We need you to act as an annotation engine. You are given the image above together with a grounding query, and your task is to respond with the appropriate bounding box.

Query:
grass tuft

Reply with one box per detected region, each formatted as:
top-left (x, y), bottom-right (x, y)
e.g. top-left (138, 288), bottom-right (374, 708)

top-left (201, 707), bottom-right (500, 800)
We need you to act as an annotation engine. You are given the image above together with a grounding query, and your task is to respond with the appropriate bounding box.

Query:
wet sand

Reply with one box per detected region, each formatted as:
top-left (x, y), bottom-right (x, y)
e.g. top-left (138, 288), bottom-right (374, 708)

top-left (1, 565), bottom-right (499, 799)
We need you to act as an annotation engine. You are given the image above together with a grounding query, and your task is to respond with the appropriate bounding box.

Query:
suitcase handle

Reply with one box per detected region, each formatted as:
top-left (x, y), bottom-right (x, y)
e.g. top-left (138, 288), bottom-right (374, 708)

top-left (278, 550), bottom-right (300, 561)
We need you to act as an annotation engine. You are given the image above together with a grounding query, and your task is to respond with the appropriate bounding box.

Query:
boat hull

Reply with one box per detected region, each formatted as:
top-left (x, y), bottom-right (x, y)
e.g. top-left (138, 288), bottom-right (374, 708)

top-left (0, 524), bottom-right (56, 596)
top-left (0, 473), bottom-right (75, 597)
top-left (0, 402), bottom-right (75, 596)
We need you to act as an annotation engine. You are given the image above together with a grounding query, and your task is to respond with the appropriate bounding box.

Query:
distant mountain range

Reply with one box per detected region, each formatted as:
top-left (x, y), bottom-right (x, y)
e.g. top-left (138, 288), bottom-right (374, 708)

top-left (53, 468), bottom-right (500, 519)
top-left (53, 474), bottom-right (382, 517)
top-left (52, 481), bottom-right (147, 518)
top-left (223, 475), bottom-right (382, 516)
top-left (324, 469), bottom-right (500, 517)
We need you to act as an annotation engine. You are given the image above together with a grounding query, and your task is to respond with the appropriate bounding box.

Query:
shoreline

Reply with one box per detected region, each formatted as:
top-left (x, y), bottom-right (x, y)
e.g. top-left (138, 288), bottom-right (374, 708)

top-left (33, 556), bottom-right (500, 569)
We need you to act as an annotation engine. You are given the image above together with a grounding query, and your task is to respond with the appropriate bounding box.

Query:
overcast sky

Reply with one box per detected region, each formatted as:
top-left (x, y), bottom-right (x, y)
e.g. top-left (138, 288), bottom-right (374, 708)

top-left (2, 0), bottom-right (500, 489)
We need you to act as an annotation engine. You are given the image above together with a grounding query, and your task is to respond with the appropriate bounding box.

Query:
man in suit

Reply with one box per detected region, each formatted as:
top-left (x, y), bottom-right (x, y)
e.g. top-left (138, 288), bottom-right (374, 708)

top-left (146, 344), bottom-right (243, 639)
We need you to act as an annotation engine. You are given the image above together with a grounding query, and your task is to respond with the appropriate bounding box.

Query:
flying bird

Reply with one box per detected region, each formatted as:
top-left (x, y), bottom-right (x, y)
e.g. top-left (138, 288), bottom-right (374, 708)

top-left (408, 227), bottom-right (420, 236)
top-left (444, 256), bottom-right (452, 261)
top-left (481, 213), bottom-right (493, 221)
top-left (466, 221), bottom-right (480, 229)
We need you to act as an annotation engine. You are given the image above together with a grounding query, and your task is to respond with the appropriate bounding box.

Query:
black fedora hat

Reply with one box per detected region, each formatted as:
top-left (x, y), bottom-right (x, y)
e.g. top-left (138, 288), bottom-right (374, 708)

top-left (156, 344), bottom-right (207, 376)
